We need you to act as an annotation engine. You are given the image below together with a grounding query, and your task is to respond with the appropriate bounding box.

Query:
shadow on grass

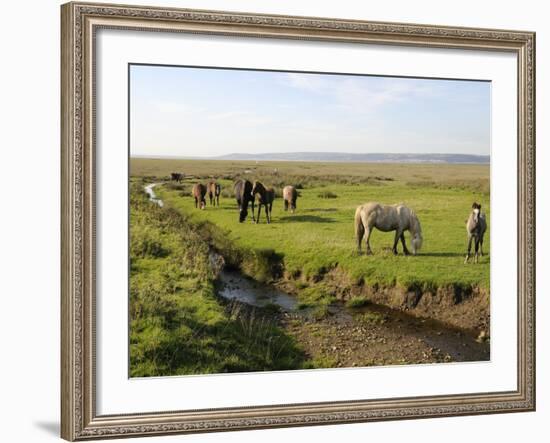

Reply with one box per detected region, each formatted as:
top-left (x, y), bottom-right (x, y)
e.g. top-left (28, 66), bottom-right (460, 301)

top-left (278, 215), bottom-right (336, 223)
top-left (354, 250), bottom-right (472, 258)
top-left (420, 252), bottom-right (472, 258)
top-left (308, 207), bottom-right (338, 213)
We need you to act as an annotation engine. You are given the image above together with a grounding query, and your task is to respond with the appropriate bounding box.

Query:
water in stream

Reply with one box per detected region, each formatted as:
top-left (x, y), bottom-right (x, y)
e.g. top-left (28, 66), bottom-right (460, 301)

top-left (144, 183), bottom-right (164, 207)
top-left (218, 270), bottom-right (298, 311)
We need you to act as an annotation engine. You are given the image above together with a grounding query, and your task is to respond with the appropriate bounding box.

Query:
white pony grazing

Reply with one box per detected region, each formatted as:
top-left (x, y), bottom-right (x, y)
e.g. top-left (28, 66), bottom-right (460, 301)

top-left (355, 202), bottom-right (423, 255)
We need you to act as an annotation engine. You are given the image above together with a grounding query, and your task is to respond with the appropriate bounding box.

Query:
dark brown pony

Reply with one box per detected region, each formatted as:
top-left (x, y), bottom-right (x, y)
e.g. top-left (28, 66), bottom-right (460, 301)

top-left (170, 172), bottom-right (183, 182)
top-left (234, 179), bottom-right (254, 222)
top-left (251, 181), bottom-right (275, 224)
top-left (192, 183), bottom-right (207, 210)
top-left (464, 202), bottom-right (487, 263)
top-left (208, 181), bottom-right (221, 206)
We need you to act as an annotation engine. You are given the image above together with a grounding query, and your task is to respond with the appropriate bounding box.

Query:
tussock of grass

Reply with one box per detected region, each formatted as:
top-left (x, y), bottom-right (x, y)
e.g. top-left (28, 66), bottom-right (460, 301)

top-left (303, 356), bottom-right (338, 369)
top-left (355, 311), bottom-right (388, 325)
top-left (312, 305), bottom-right (331, 320)
top-left (345, 296), bottom-right (370, 308)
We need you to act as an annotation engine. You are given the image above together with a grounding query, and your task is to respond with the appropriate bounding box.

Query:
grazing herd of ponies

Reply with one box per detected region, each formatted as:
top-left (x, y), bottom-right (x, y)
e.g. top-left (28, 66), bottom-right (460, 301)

top-left (169, 172), bottom-right (487, 264)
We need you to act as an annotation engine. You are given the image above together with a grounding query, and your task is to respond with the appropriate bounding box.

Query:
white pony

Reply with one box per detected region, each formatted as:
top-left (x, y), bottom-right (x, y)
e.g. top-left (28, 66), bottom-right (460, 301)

top-left (464, 202), bottom-right (487, 263)
top-left (355, 202), bottom-right (423, 255)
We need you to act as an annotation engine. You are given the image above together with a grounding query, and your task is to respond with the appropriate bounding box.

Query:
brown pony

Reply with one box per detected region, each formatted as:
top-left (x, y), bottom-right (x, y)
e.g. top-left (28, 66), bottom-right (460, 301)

top-left (192, 183), bottom-right (207, 210)
top-left (234, 179), bottom-right (254, 222)
top-left (170, 172), bottom-right (183, 182)
top-left (251, 181), bottom-right (275, 224)
top-left (208, 181), bottom-right (221, 206)
top-left (283, 185), bottom-right (298, 213)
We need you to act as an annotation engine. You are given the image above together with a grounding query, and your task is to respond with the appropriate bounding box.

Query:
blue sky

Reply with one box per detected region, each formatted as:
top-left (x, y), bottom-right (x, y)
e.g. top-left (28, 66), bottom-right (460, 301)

top-left (130, 64), bottom-right (490, 157)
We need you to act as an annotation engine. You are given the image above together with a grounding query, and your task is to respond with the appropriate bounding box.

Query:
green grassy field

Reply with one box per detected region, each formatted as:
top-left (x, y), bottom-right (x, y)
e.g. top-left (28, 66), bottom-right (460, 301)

top-left (131, 158), bottom-right (490, 291)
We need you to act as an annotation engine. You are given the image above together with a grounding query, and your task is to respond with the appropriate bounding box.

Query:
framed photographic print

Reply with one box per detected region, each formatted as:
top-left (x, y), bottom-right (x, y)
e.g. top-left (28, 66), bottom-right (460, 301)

top-left (61, 2), bottom-right (536, 440)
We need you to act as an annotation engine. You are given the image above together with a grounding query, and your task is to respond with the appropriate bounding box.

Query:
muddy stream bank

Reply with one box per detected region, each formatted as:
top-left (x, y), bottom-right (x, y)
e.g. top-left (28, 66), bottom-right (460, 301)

top-left (217, 268), bottom-right (489, 367)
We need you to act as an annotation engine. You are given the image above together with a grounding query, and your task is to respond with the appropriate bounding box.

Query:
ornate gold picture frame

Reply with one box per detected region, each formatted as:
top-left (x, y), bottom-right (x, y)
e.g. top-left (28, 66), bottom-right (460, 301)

top-left (61, 2), bottom-right (535, 440)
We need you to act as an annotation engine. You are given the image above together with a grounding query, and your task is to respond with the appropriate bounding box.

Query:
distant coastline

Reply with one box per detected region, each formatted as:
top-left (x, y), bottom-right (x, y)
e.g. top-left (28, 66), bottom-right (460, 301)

top-left (131, 152), bottom-right (490, 164)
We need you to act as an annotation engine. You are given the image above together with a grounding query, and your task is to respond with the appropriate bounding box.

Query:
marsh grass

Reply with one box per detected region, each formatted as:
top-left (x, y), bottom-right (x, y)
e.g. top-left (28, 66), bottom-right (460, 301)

top-left (131, 158), bottom-right (489, 193)
top-left (129, 183), bottom-right (306, 376)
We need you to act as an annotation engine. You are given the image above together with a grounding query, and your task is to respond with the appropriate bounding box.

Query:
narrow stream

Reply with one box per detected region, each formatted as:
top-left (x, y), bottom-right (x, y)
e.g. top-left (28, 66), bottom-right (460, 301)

top-left (218, 269), bottom-right (298, 311)
top-left (144, 183), bottom-right (163, 207)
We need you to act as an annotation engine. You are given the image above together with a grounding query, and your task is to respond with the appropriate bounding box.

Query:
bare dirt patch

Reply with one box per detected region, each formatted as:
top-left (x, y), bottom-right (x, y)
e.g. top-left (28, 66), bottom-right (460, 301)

top-left (281, 303), bottom-right (489, 368)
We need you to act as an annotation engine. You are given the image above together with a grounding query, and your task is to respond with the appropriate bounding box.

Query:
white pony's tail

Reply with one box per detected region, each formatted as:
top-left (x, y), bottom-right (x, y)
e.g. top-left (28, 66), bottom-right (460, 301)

top-left (355, 206), bottom-right (365, 250)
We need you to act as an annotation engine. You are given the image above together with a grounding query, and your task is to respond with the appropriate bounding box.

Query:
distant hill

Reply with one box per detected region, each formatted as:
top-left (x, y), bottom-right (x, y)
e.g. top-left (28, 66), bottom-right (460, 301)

top-left (211, 152), bottom-right (490, 164)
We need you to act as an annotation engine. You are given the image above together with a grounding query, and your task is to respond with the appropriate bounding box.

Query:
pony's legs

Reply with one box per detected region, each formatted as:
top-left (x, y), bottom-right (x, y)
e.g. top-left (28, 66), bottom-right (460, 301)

top-left (464, 235), bottom-right (473, 263)
top-left (392, 229), bottom-right (409, 255)
top-left (392, 230), bottom-right (401, 255)
top-left (361, 213), bottom-right (375, 255)
top-left (251, 199), bottom-right (256, 222)
top-left (479, 236), bottom-right (484, 256)
top-left (268, 203), bottom-right (273, 224)
top-left (400, 233), bottom-right (410, 255)
top-left (256, 204), bottom-right (262, 223)
top-left (364, 228), bottom-right (374, 255)
top-left (356, 219), bottom-right (365, 253)
top-left (194, 197), bottom-right (198, 209)
top-left (284, 200), bottom-right (288, 211)
top-left (474, 238), bottom-right (480, 263)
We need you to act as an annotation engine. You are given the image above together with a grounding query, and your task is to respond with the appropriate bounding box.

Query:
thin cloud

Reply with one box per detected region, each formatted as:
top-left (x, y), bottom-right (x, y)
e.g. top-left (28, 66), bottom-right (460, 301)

top-left (284, 73), bottom-right (441, 113)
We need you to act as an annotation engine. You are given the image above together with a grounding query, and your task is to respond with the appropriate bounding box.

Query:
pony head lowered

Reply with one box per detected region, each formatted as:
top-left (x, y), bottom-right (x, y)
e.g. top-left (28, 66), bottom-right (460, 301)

top-left (409, 209), bottom-right (423, 255)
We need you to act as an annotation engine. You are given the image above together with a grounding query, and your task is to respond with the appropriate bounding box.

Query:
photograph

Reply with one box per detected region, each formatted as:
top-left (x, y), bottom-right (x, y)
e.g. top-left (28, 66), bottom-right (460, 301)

top-left (129, 64), bottom-right (491, 377)
top-left (58, 2), bottom-right (536, 439)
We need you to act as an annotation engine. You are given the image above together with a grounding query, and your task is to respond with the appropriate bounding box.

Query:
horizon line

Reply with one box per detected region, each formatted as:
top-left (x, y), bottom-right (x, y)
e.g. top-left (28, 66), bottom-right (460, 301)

top-left (131, 151), bottom-right (490, 158)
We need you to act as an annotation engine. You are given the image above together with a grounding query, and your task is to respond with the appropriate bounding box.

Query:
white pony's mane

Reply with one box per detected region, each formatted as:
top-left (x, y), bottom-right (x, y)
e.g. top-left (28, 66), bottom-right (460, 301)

top-left (409, 209), bottom-right (422, 235)
top-left (409, 209), bottom-right (423, 253)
